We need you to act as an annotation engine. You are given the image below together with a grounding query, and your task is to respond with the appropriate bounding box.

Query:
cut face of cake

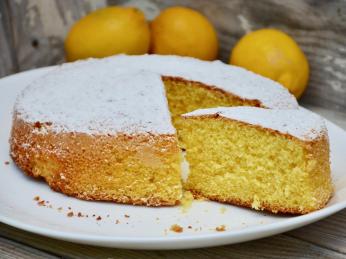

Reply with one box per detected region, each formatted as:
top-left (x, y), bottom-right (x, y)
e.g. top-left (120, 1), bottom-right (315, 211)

top-left (180, 107), bottom-right (333, 214)
top-left (11, 71), bottom-right (182, 206)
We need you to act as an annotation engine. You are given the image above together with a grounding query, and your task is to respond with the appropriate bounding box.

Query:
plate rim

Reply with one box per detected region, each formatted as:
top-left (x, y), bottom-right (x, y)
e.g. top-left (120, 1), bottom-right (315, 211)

top-left (1, 67), bottom-right (346, 249)
top-left (1, 200), bottom-right (345, 249)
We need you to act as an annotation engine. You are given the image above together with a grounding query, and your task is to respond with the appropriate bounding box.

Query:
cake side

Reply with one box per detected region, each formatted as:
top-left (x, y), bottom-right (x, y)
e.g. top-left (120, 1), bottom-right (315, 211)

top-left (180, 108), bottom-right (332, 214)
top-left (10, 117), bottom-right (182, 206)
top-left (11, 70), bottom-right (182, 206)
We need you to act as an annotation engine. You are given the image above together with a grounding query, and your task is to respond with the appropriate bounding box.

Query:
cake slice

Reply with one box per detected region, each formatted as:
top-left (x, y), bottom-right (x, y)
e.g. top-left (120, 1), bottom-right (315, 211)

top-left (180, 107), bottom-right (333, 214)
top-left (11, 71), bottom-right (182, 206)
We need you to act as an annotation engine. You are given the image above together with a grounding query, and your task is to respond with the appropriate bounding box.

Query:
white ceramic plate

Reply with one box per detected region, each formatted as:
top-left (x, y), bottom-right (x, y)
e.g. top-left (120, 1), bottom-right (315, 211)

top-left (1, 67), bottom-right (346, 250)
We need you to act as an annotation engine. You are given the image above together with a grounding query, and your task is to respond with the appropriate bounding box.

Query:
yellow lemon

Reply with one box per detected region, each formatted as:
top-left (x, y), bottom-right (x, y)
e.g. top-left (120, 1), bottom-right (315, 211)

top-left (151, 6), bottom-right (218, 61)
top-left (230, 29), bottom-right (309, 98)
top-left (65, 6), bottom-right (150, 61)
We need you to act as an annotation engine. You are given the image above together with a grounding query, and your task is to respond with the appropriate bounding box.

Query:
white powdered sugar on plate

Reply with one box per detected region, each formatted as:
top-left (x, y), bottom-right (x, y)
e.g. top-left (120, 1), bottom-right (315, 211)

top-left (183, 107), bottom-right (327, 141)
top-left (15, 70), bottom-right (175, 135)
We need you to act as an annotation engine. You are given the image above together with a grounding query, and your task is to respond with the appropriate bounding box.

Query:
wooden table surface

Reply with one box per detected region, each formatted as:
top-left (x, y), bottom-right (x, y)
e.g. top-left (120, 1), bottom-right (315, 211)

top-left (0, 105), bottom-right (345, 258)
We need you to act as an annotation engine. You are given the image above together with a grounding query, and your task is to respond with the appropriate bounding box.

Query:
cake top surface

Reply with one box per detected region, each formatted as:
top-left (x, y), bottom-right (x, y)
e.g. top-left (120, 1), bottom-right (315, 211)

top-left (183, 107), bottom-right (327, 141)
top-left (15, 71), bottom-right (176, 135)
top-left (94, 54), bottom-right (298, 109)
top-left (15, 54), bottom-right (298, 135)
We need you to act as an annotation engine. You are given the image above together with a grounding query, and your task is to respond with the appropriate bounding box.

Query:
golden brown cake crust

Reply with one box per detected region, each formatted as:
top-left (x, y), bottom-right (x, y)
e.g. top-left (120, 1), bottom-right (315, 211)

top-left (189, 189), bottom-right (332, 215)
top-left (10, 117), bottom-right (182, 207)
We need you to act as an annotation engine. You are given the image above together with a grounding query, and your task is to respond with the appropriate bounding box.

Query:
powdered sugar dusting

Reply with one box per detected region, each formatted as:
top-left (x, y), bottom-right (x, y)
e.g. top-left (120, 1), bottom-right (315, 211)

top-left (183, 107), bottom-right (327, 141)
top-left (15, 54), bottom-right (298, 135)
top-left (100, 54), bottom-right (298, 109)
top-left (15, 71), bottom-right (175, 135)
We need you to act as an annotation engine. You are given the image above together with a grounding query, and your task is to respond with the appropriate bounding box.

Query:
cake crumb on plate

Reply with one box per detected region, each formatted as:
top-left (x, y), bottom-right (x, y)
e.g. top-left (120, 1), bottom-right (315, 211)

top-left (37, 200), bottom-right (45, 206)
top-left (220, 207), bottom-right (227, 214)
top-left (170, 224), bottom-right (183, 233)
top-left (216, 225), bottom-right (226, 232)
top-left (180, 191), bottom-right (194, 213)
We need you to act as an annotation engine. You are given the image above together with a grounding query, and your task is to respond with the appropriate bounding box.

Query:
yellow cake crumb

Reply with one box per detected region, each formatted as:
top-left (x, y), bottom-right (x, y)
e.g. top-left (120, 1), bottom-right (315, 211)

top-left (180, 191), bottom-right (194, 213)
top-left (251, 195), bottom-right (262, 210)
top-left (170, 224), bottom-right (183, 233)
top-left (219, 207), bottom-right (227, 214)
top-left (215, 225), bottom-right (226, 232)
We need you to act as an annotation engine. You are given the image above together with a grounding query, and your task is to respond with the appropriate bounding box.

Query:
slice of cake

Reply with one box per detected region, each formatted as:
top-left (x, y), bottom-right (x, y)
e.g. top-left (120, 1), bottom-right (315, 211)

top-left (180, 107), bottom-right (333, 214)
top-left (11, 71), bottom-right (182, 206)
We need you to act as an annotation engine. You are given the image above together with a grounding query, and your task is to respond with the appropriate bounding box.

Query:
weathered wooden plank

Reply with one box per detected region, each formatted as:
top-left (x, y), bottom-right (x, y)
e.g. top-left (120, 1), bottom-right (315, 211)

top-left (0, 1), bottom-right (18, 77)
top-left (288, 209), bottom-right (346, 254)
top-left (0, 223), bottom-right (344, 259)
top-left (6, 0), bottom-right (107, 71)
top-left (0, 236), bottom-right (58, 259)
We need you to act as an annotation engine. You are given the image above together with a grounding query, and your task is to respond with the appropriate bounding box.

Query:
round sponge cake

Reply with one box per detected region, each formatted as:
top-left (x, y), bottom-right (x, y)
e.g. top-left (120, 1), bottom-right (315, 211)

top-left (10, 54), bottom-right (299, 207)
